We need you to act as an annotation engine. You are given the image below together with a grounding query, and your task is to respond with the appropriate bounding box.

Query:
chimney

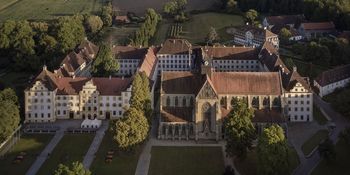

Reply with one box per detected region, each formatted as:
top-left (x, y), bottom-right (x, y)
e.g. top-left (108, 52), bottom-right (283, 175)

top-left (72, 75), bottom-right (76, 79)
top-left (109, 75), bottom-right (112, 80)
top-left (43, 65), bottom-right (47, 71)
top-left (122, 76), bottom-right (124, 80)
top-left (293, 66), bottom-right (297, 72)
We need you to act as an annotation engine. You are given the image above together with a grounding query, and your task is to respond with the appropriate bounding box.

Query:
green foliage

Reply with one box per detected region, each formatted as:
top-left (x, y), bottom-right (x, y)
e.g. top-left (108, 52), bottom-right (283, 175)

top-left (55, 15), bottom-right (86, 53)
top-left (85, 15), bottom-right (103, 33)
top-left (302, 41), bottom-right (331, 66)
top-left (163, 0), bottom-right (187, 16)
top-left (224, 99), bottom-right (256, 159)
top-left (101, 2), bottom-right (113, 27)
top-left (279, 27), bottom-right (292, 43)
top-left (257, 124), bottom-right (289, 175)
top-left (131, 8), bottom-right (161, 47)
top-left (318, 137), bottom-right (336, 162)
top-left (0, 88), bottom-right (20, 143)
top-left (206, 27), bottom-right (219, 44)
top-left (130, 72), bottom-right (152, 121)
top-left (111, 107), bottom-right (149, 149)
top-left (244, 9), bottom-right (258, 24)
top-left (91, 42), bottom-right (119, 77)
top-left (54, 161), bottom-right (91, 175)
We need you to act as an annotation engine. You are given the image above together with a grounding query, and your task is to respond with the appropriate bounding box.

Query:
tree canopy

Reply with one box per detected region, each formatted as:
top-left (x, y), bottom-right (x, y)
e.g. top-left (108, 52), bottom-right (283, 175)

top-left (224, 98), bottom-right (256, 159)
top-left (257, 124), bottom-right (289, 175)
top-left (163, 0), bottom-right (187, 16)
top-left (206, 27), bottom-right (219, 44)
top-left (85, 15), bottom-right (103, 34)
top-left (0, 88), bottom-right (20, 143)
top-left (101, 2), bottom-right (113, 27)
top-left (111, 107), bottom-right (149, 149)
top-left (130, 72), bottom-right (152, 121)
top-left (91, 42), bottom-right (119, 77)
top-left (53, 161), bottom-right (91, 175)
top-left (244, 9), bottom-right (258, 25)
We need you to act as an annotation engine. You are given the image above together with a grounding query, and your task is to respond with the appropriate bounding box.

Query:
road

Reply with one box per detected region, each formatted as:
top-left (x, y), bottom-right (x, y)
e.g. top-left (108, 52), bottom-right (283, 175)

top-left (292, 94), bottom-right (350, 175)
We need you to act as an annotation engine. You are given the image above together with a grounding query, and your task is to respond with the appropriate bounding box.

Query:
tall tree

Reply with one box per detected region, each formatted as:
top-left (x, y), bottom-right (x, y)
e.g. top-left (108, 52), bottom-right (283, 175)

top-left (101, 2), bottom-right (113, 27)
top-left (279, 27), bottom-right (292, 44)
top-left (206, 27), bottom-right (219, 44)
top-left (0, 88), bottom-right (20, 143)
top-left (224, 99), bottom-right (256, 159)
top-left (245, 9), bottom-right (258, 25)
top-left (55, 15), bottom-right (85, 53)
top-left (318, 137), bottom-right (336, 162)
top-left (130, 72), bottom-right (152, 121)
top-left (54, 161), bottom-right (91, 175)
top-left (91, 42), bottom-right (119, 77)
top-left (163, 0), bottom-right (187, 16)
top-left (257, 124), bottom-right (289, 175)
top-left (85, 15), bottom-right (104, 34)
top-left (111, 107), bottom-right (149, 149)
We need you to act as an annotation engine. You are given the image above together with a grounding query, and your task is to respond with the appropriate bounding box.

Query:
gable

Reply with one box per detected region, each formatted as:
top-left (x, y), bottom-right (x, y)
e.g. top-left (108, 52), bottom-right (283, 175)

top-left (197, 80), bottom-right (218, 99)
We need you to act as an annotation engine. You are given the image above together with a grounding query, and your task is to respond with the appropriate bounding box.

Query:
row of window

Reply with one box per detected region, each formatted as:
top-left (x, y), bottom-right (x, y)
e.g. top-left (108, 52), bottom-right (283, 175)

top-left (28, 92), bottom-right (50, 96)
top-left (288, 107), bottom-right (311, 112)
top-left (214, 60), bottom-right (258, 64)
top-left (287, 94), bottom-right (310, 98)
top-left (119, 59), bottom-right (139, 63)
top-left (120, 64), bottom-right (138, 68)
top-left (288, 100), bottom-right (310, 105)
top-left (159, 59), bottom-right (192, 64)
top-left (158, 55), bottom-right (193, 59)
top-left (159, 64), bottom-right (190, 69)
top-left (290, 115), bottom-right (310, 121)
top-left (166, 96), bottom-right (194, 107)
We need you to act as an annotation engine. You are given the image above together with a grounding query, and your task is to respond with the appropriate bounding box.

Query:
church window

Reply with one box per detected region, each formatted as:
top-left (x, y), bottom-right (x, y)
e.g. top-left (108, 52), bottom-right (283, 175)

top-left (175, 97), bottom-right (179, 107)
top-left (166, 97), bottom-right (170, 106)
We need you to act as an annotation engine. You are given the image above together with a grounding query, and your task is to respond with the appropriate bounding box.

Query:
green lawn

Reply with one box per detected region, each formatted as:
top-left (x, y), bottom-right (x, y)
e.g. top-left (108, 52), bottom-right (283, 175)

top-left (37, 134), bottom-right (94, 175)
top-left (0, 0), bottom-right (105, 22)
top-left (148, 146), bottom-right (225, 175)
top-left (314, 105), bottom-right (329, 125)
top-left (0, 134), bottom-right (53, 175)
top-left (311, 139), bottom-right (350, 175)
top-left (302, 130), bottom-right (329, 156)
top-left (0, 0), bottom-right (17, 10)
top-left (153, 12), bottom-right (244, 45)
top-left (90, 133), bottom-right (142, 175)
top-left (234, 147), bottom-right (299, 175)
top-left (101, 25), bottom-right (139, 45)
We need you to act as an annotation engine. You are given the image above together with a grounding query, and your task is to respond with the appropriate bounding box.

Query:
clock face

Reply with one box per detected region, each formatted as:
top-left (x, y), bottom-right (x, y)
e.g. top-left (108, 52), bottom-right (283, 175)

top-left (204, 61), bottom-right (209, 66)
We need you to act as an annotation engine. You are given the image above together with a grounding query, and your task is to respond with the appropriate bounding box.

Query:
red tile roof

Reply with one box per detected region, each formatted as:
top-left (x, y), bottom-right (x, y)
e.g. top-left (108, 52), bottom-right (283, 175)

top-left (265, 15), bottom-right (304, 26)
top-left (301, 22), bottom-right (335, 31)
top-left (161, 107), bottom-right (193, 122)
top-left (138, 47), bottom-right (158, 79)
top-left (315, 64), bottom-right (350, 86)
top-left (157, 39), bottom-right (192, 55)
top-left (202, 46), bottom-right (259, 60)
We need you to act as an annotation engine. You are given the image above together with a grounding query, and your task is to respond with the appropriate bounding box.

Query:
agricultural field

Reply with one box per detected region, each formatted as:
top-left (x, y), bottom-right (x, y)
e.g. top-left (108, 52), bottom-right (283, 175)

top-left (113, 0), bottom-right (218, 15)
top-left (0, 0), bottom-right (107, 22)
top-left (154, 12), bottom-right (244, 45)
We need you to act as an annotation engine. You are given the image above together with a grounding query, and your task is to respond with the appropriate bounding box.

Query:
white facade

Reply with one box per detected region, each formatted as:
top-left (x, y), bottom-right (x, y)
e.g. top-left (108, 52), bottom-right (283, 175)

top-left (213, 59), bottom-right (260, 72)
top-left (314, 77), bottom-right (350, 97)
top-left (234, 31), bottom-right (279, 49)
top-left (25, 80), bottom-right (132, 123)
top-left (285, 83), bottom-right (313, 122)
top-left (156, 54), bottom-right (195, 75)
top-left (118, 59), bottom-right (140, 76)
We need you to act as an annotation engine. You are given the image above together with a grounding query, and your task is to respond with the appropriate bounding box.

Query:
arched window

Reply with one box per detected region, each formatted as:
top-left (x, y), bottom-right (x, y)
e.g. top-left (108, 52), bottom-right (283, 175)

top-left (190, 97), bottom-right (194, 106)
top-left (273, 97), bottom-right (280, 107)
top-left (182, 98), bottom-right (186, 107)
top-left (166, 96), bottom-right (170, 106)
top-left (252, 97), bottom-right (259, 108)
top-left (263, 97), bottom-right (269, 107)
top-left (175, 96), bottom-right (178, 107)
top-left (220, 97), bottom-right (227, 107)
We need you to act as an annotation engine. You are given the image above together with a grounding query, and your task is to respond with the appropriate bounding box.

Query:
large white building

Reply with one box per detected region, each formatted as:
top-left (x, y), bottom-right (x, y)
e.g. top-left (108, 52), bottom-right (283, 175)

top-left (234, 25), bottom-right (279, 49)
top-left (314, 64), bottom-right (350, 97)
top-left (25, 39), bottom-right (313, 125)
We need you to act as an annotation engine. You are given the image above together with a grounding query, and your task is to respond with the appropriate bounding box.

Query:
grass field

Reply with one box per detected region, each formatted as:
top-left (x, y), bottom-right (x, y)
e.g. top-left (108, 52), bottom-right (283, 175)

top-left (90, 133), bottom-right (142, 175)
top-left (235, 147), bottom-right (299, 175)
top-left (148, 146), bottom-right (225, 175)
top-left (0, 134), bottom-right (53, 175)
top-left (302, 130), bottom-right (329, 156)
top-left (101, 26), bottom-right (139, 45)
top-left (153, 12), bottom-right (244, 45)
top-left (0, 0), bottom-right (106, 22)
top-left (0, 0), bottom-right (17, 10)
top-left (37, 134), bottom-right (94, 175)
top-left (311, 139), bottom-right (350, 175)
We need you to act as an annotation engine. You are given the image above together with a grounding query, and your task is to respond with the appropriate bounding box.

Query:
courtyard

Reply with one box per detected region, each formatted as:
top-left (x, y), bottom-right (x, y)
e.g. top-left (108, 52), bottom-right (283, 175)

top-left (148, 146), bottom-right (225, 175)
top-left (0, 134), bottom-right (53, 175)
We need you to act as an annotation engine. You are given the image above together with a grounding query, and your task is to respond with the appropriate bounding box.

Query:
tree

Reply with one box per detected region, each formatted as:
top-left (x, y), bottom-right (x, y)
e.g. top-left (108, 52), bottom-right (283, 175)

top-left (130, 72), bottom-right (153, 121)
top-left (279, 27), bottom-right (292, 43)
top-left (257, 124), bottom-right (289, 175)
top-left (224, 99), bottom-right (256, 159)
top-left (0, 88), bottom-right (20, 143)
top-left (91, 42), bottom-right (119, 77)
top-left (318, 137), bottom-right (336, 162)
top-left (302, 42), bottom-right (331, 66)
top-left (245, 9), bottom-right (258, 24)
top-left (85, 15), bottom-right (103, 33)
top-left (0, 20), bottom-right (16, 49)
top-left (111, 107), bottom-right (149, 149)
top-left (101, 2), bottom-right (113, 27)
top-left (206, 27), bottom-right (219, 44)
top-left (163, 0), bottom-right (187, 16)
top-left (55, 15), bottom-right (85, 53)
top-left (54, 161), bottom-right (91, 175)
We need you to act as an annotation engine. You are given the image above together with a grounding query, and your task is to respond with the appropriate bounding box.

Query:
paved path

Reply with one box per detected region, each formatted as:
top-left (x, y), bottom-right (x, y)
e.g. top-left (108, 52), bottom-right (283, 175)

top-left (292, 94), bottom-right (350, 175)
top-left (82, 120), bottom-right (109, 169)
top-left (26, 130), bottom-right (64, 175)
